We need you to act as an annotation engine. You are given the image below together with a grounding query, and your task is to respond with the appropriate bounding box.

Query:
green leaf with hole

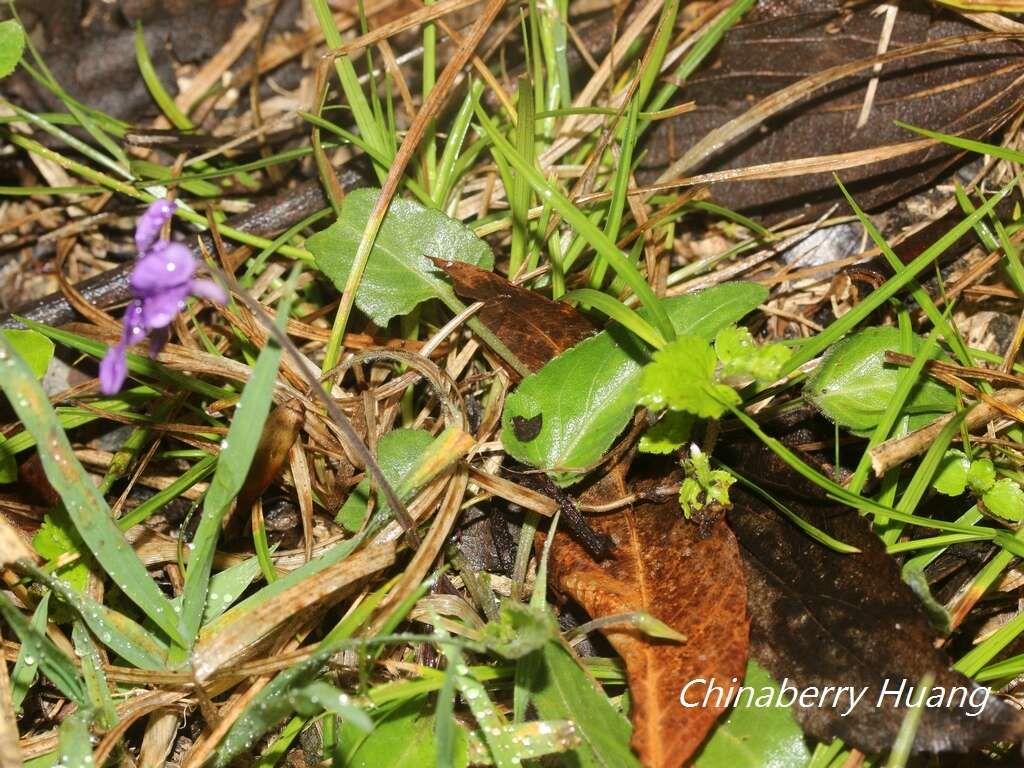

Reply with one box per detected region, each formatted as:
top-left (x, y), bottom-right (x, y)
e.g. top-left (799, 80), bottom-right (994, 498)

top-left (0, 334), bottom-right (185, 646)
top-left (804, 326), bottom-right (956, 435)
top-left (694, 661), bottom-right (810, 768)
top-left (0, 20), bottom-right (25, 79)
top-left (501, 283), bottom-right (766, 485)
top-left (308, 188), bottom-right (493, 326)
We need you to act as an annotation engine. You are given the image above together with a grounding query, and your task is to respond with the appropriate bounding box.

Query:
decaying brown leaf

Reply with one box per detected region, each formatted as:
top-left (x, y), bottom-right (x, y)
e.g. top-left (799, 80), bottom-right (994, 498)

top-left (228, 399), bottom-right (304, 531)
top-left (723, 438), bottom-right (1024, 754)
top-left (642, 0), bottom-right (1024, 218)
top-left (433, 259), bottom-right (595, 375)
top-left (548, 467), bottom-right (750, 768)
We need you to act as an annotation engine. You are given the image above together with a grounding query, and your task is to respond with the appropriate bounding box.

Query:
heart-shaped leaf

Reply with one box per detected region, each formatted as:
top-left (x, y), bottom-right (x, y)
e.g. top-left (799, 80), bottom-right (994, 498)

top-left (308, 188), bottom-right (493, 326)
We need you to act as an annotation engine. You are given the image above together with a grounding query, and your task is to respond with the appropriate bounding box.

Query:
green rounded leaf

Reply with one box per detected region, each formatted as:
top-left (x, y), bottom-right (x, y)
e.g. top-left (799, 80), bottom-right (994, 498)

top-left (983, 479), bottom-right (1024, 522)
top-left (308, 188), bottom-right (493, 326)
top-left (0, 20), bottom-right (25, 79)
top-left (2, 329), bottom-right (54, 379)
top-left (967, 458), bottom-right (996, 495)
top-left (932, 449), bottom-right (969, 497)
top-left (804, 327), bottom-right (956, 434)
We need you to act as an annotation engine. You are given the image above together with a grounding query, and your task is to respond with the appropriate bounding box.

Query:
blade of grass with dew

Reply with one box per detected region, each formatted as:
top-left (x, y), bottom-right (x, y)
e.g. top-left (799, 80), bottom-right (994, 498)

top-left (440, 636), bottom-right (521, 768)
top-left (562, 288), bottom-right (665, 348)
top-left (214, 576), bottom-right (417, 767)
top-left (21, 563), bottom-right (168, 670)
top-left (474, 105), bottom-right (675, 342)
top-left (435, 650), bottom-right (459, 768)
top-left (9, 594), bottom-right (48, 710)
top-left (71, 622), bottom-right (117, 729)
top-left (0, 594), bottom-right (85, 704)
top-left (0, 335), bottom-right (185, 645)
top-left (176, 275), bottom-right (296, 652)
top-left (780, 177), bottom-right (1015, 377)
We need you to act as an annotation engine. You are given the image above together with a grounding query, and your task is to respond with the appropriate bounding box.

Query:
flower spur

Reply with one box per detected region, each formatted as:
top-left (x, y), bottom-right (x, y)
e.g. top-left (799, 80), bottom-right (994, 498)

top-left (99, 199), bottom-right (226, 394)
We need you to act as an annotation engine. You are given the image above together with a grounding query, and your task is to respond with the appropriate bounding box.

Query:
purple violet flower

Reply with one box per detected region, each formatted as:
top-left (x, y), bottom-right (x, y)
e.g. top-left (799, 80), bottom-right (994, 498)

top-left (99, 199), bottom-right (226, 395)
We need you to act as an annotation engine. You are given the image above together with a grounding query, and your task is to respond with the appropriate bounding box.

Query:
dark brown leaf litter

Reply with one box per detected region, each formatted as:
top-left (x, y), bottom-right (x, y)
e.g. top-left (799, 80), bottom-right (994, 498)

top-left (433, 259), bottom-right (596, 376)
top-left (721, 438), bottom-right (1024, 755)
top-left (7, 0), bottom-right (243, 120)
top-left (548, 464), bottom-right (749, 768)
top-left (640, 0), bottom-right (1024, 220)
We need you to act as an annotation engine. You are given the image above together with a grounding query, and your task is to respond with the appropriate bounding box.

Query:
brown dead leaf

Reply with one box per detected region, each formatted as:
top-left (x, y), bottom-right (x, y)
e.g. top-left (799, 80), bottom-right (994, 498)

top-left (548, 467), bottom-right (750, 768)
top-left (722, 437), bottom-right (1024, 754)
top-left (230, 399), bottom-right (305, 531)
top-left (432, 259), bottom-right (595, 375)
top-left (642, 0), bottom-right (1024, 218)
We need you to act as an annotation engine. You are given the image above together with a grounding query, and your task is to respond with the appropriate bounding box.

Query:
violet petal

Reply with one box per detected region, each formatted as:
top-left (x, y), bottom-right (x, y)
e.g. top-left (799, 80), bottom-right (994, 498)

top-left (189, 278), bottom-right (227, 305)
top-left (140, 284), bottom-right (191, 329)
top-left (130, 242), bottom-right (195, 295)
top-left (121, 301), bottom-right (147, 346)
top-left (135, 198), bottom-right (177, 254)
top-left (99, 345), bottom-right (128, 395)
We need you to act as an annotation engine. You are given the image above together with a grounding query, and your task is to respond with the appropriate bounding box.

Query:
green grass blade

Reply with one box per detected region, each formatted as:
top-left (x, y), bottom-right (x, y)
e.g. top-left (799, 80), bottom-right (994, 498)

top-left (21, 563), bottom-right (167, 670)
top-left (474, 106), bottom-right (675, 342)
top-left (0, 335), bottom-right (185, 646)
top-left (562, 288), bottom-right (665, 348)
top-left (10, 594), bottom-right (49, 710)
top-left (0, 594), bottom-right (86, 704)
top-left (177, 289), bottom-right (292, 647)
top-left (134, 24), bottom-right (192, 130)
top-left (509, 84), bottom-right (536, 277)
top-left (781, 177), bottom-right (1015, 376)
top-left (17, 317), bottom-right (232, 401)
